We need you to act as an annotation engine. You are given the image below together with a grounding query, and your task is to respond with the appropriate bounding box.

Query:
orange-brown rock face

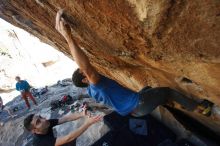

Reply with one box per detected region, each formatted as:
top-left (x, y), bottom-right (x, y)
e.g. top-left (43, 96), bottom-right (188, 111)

top-left (0, 0), bottom-right (220, 134)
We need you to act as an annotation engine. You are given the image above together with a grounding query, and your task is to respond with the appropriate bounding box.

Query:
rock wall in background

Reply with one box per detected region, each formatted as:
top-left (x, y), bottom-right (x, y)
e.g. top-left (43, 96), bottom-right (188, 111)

top-left (0, 19), bottom-right (77, 103)
top-left (0, 0), bottom-right (220, 135)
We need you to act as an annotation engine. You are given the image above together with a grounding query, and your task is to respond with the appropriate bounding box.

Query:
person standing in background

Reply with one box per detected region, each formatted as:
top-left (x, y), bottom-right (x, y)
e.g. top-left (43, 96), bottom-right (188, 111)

top-left (15, 76), bottom-right (37, 109)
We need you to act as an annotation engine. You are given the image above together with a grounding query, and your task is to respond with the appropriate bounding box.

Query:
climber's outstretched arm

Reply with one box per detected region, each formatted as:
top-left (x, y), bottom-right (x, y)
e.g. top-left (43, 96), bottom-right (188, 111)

top-left (55, 10), bottom-right (100, 84)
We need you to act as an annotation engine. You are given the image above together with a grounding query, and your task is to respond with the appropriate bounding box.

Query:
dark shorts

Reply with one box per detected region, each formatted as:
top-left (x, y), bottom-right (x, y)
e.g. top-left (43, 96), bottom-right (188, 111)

top-left (132, 87), bottom-right (170, 117)
top-left (132, 86), bottom-right (198, 117)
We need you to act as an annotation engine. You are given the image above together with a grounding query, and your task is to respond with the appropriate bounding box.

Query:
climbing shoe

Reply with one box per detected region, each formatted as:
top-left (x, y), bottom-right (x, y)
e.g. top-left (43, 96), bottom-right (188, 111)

top-left (197, 100), bottom-right (214, 117)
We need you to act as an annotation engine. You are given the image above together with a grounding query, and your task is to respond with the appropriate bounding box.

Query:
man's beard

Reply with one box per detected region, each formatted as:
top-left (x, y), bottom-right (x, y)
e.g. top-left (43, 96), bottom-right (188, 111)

top-left (41, 121), bottom-right (50, 134)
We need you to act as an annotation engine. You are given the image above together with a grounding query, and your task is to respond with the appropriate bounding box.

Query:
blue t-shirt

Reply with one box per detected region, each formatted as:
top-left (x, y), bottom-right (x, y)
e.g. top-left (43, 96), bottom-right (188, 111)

top-left (87, 76), bottom-right (139, 116)
top-left (16, 80), bottom-right (30, 92)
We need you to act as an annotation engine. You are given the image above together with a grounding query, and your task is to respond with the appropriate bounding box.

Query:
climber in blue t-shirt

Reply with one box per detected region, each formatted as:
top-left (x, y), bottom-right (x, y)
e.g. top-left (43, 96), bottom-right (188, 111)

top-left (55, 10), bottom-right (213, 117)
